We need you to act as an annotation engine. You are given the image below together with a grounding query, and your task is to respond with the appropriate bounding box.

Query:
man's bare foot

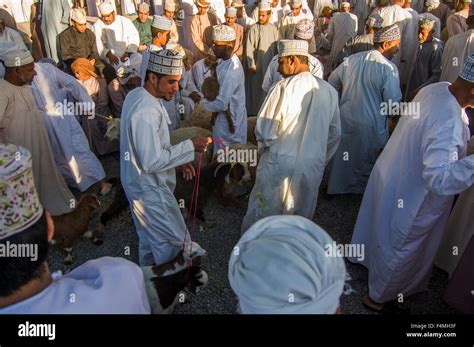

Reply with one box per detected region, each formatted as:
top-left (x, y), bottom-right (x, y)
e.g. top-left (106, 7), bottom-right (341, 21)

top-left (99, 180), bottom-right (112, 196)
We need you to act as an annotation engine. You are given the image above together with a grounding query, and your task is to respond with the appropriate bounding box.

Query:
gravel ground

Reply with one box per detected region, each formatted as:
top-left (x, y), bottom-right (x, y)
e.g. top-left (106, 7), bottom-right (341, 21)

top-left (47, 153), bottom-right (455, 315)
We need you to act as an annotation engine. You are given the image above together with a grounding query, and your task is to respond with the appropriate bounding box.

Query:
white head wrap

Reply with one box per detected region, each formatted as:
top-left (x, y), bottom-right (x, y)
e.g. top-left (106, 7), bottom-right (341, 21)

top-left (225, 6), bottom-right (237, 16)
top-left (164, 0), bottom-right (176, 11)
top-left (258, 2), bottom-right (272, 11)
top-left (278, 39), bottom-right (309, 57)
top-left (152, 15), bottom-right (172, 30)
top-left (229, 216), bottom-right (346, 314)
top-left (147, 49), bottom-right (183, 75)
top-left (98, 1), bottom-right (114, 15)
top-left (212, 24), bottom-right (236, 41)
top-left (138, 2), bottom-right (150, 12)
top-left (70, 8), bottom-right (87, 24)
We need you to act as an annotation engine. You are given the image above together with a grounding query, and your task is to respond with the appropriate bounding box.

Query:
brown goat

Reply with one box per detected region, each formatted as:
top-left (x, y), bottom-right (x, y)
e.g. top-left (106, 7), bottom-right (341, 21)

top-left (51, 194), bottom-right (101, 265)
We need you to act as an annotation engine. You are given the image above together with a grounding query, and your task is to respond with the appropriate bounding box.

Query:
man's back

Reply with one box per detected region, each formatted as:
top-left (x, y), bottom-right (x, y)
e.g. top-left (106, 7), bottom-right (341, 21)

top-left (0, 257), bottom-right (150, 314)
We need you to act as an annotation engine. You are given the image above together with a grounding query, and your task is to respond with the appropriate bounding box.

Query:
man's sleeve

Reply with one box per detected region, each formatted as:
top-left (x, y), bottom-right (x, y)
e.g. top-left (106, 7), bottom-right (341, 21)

top-left (245, 25), bottom-right (256, 69)
top-left (130, 110), bottom-right (195, 173)
top-left (422, 116), bottom-right (474, 195)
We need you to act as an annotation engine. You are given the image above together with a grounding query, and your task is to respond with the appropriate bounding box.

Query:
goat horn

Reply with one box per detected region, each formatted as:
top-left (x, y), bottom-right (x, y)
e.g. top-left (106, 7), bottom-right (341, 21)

top-left (213, 162), bottom-right (229, 178)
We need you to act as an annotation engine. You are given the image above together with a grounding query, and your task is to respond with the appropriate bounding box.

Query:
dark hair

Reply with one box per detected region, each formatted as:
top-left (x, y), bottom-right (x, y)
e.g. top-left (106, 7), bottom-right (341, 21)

top-left (151, 27), bottom-right (169, 38)
top-left (467, 15), bottom-right (474, 26)
top-left (373, 41), bottom-right (384, 49)
top-left (144, 70), bottom-right (167, 82)
top-left (0, 212), bottom-right (49, 297)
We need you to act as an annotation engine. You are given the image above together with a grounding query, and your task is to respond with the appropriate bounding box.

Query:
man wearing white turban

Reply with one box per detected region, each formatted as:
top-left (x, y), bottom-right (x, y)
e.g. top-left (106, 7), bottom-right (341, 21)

top-left (351, 54), bottom-right (474, 313)
top-left (242, 40), bottom-right (341, 232)
top-left (229, 215), bottom-right (346, 314)
top-left (0, 49), bottom-right (76, 216)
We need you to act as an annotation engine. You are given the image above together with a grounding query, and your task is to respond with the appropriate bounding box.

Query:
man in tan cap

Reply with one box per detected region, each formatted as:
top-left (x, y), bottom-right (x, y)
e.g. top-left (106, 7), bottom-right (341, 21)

top-left (121, 49), bottom-right (210, 266)
top-left (163, 0), bottom-right (180, 43)
top-left (0, 144), bottom-right (150, 314)
top-left (224, 7), bottom-right (244, 59)
top-left (133, 2), bottom-right (153, 51)
top-left (190, 0), bottom-right (219, 60)
top-left (59, 8), bottom-right (105, 76)
top-left (0, 49), bottom-right (75, 216)
top-left (242, 39), bottom-right (341, 232)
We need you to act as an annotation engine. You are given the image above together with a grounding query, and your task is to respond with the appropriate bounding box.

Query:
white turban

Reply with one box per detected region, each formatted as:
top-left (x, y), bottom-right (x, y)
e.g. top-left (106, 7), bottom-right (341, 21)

top-left (70, 8), bottom-right (87, 24)
top-left (212, 24), bottom-right (236, 41)
top-left (98, 1), bottom-right (114, 15)
top-left (0, 42), bottom-right (19, 77)
top-left (152, 15), bottom-right (172, 30)
top-left (228, 215), bottom-right (347, 314)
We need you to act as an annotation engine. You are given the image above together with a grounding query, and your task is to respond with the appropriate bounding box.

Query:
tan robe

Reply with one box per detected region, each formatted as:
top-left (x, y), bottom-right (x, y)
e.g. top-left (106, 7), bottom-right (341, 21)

top-left (190, 12), bottom-right (219, 61)
top-left (0, 79), bottom-right (74, 216)
top-left (228, 22), bottom-right (244, 60)
top-left (80, 77), bottom-right (119, 156)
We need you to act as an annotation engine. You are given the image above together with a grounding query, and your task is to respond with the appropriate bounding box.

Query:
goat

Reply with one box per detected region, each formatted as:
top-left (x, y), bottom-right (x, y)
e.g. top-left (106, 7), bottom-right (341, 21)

top-left (141, 241), bottom-right (208, 314)
top-left (51, 194), bottom-right (101, 265)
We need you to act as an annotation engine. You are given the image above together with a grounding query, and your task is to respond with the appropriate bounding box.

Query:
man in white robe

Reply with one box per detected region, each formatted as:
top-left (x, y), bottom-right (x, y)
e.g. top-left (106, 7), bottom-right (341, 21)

top-left (350, 55), bottom-right (474, 312)
top-left (262, 19), bottom-right (324, 93)
top-left (327, 25), bottom-right (402, 195)
top-left (41, 0), bottom-right (71, 63)
top-left (229, 216), bottom-right (346, 314)
top-left (440, 15), bottom-right (474, 82)
top-left (282, 0), bottom-right (314, 19)
top-left (120, 49), bottom-right (210, 266)
top-left (279, 0), bottom-right (313, 39)
top-left (0, 145), bottom-right (150, 314)
top-left (203, 25), bottom-right (247, 151)
top-left (92, 2), bottom-right (140, 66)
top-left (242, 40), bottom-right (341, 233)
top-left (31, 60), bottom-right (108, 193)
top-left (251, 0), bottom-right (283, 27)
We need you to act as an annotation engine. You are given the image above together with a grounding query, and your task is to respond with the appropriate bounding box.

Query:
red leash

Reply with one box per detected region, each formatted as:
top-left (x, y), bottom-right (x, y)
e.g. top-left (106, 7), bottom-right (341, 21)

top-left (181, 138), bottom-right (229, 266)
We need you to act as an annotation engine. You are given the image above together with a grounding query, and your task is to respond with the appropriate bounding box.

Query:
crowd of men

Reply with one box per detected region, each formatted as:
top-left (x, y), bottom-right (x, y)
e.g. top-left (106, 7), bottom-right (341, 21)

top-left (0, 0), bottom-right (473, 315)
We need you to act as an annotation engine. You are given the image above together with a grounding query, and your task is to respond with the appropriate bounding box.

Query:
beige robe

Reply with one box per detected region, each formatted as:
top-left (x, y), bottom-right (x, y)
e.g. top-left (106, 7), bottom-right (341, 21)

top-left (0, 79), bottom-right (74, 216)
top-left (190, 12), bottom-right (219, 61)
top-left (228, 22), bottom-right (244, 60)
